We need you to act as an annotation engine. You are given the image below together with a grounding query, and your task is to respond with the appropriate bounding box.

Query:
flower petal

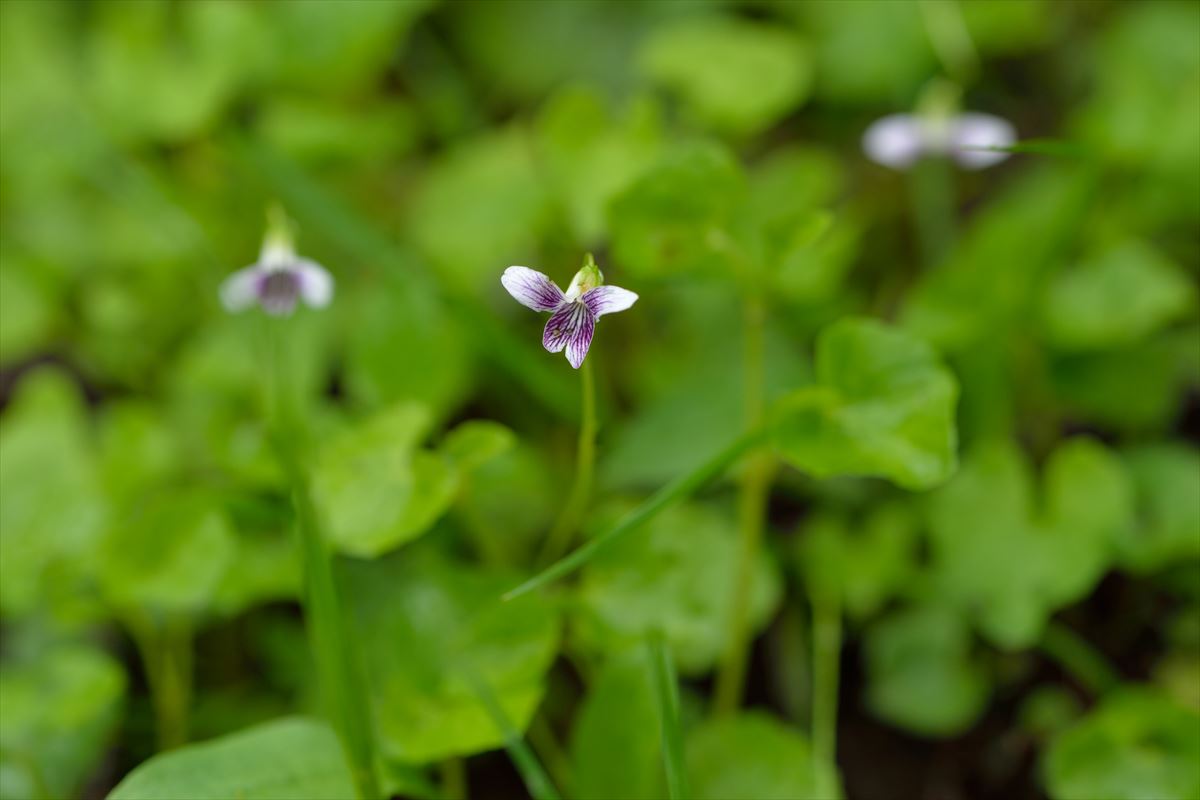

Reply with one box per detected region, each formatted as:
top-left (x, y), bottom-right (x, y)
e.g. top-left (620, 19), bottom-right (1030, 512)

top-left (542, 302), bottom-right (580, 353)
top-left (565, 310), bottom-right (595, 369)
top-left (543, 302), bottom-right (595, 369)
top-left (502, 266), bottom-right (565, 312)
top-left (862, 114), bottom-right (925, 169)
top-left (296, 258), bottom-right (334, 308)
top-left (949, 113), bottom-right (1015, 169)
top-left (219, 265), bottom-right (265, 312)
top-left (582, 285), bottom-right (638, 317)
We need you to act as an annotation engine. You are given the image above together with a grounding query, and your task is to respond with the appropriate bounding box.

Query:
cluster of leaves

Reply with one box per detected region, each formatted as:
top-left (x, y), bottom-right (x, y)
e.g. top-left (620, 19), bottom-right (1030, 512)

top-left (0, 2), bottom-right (1197, 800)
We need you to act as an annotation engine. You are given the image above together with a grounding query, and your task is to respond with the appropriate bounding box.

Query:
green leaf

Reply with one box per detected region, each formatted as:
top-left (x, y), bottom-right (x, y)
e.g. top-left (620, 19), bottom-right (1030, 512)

top-left (1116, 444), bottom-right (1200, 571)
top-left (1041, 241), bottom-right (1196, 351)
top-left (263, 0), bottom-right (432, 93)
top-left (797, 503), bottom-right (919, 621)
top-left (1043, 687), bottom-right (1200, 800)
top-left (902, 166), bottom-right (1091, 351)
top-left (601, 294), bottom-right (809, 489)
top-left (407, 127), bottom-right (550, 287)
top-left (640, 17), bottom-right (811, 136)
top-left (772, 317), bottom-right (958, 490)
top-left (1, 645), bottom-right (126, 800)
top-left (608, 142), bottom-right (745, 278)
top-left (0, 369), bottom-right (107, 616)
top-left (1049, 326), bottom-right (1199, 433)
top-left (574, 501), bottom-right (782, 675)
top-left (793, 1), bottom-right (933, 104)
top-left (440, 420), bottom-right (517, 474)
top-left (535, 87), bottom-right (662, 244)
top-left (342, 282), bottom-right (473, 420)
top-left (928, 439), bottom-right (1131, 648)
top-left (311, 404), bottom-right (458, 558)
top-left (342, 547), bottom-right (559, 762)
top-left (99, 489), bottom-right (236, 614)
top-left (0, 257), bottom-right (55, 363)
top-left (107, 716), bottom-right (356, 800)
top-left (686, 712), bottom-right (837, 800)
top-left (864, 604), bottom-right (991, 737)
top-left (570, 649), bottom-right (663, 800)
top-left (87, 0), bottom-right (255, 141)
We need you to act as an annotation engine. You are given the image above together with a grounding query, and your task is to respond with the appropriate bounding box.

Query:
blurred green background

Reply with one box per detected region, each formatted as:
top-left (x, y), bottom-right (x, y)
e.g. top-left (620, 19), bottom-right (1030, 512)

top-left (1, 1), bottom-right (1198, 799)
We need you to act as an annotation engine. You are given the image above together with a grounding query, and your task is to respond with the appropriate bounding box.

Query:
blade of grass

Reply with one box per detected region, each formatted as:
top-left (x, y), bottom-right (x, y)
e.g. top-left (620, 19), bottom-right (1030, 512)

top-left (466, 673), bottom-right (562, 800)
top-left (1040, 621), bottom-right (1120, 695)
top-left (502, 425), bottom-right (770, 601)
top-left (649, 634), bottom-right (689, 800)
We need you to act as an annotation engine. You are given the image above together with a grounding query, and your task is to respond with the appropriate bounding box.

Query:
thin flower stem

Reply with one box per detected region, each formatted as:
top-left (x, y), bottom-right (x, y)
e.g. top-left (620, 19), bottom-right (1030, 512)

top-left (810, 588), bottom-right (842, 800)
top-left (1040, 621), bottom-right (1121, 695)
top-left (539, 358), bottom-right (597, 566)
top-left (130, 612), bottom-right (192, 752)
top-left (503, 425), bottom-right (770, 602)
top-left (649, 633), bottom-right (689, 800)
top-left (714, 294), bottom-right (774, 716)
top-left (909, 156), bottom-right (956, 268)
top-left (265, 321), bottom-right (381, 800)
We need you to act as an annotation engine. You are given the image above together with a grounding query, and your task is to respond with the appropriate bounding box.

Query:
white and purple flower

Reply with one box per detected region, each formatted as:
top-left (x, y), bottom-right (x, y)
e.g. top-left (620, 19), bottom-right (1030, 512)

top-left (501, 256), bottom-right (637, 369)
top-left (863, 111), bottom-right (1016, 170)
top-left (220, 221), bottom-right (333, 316)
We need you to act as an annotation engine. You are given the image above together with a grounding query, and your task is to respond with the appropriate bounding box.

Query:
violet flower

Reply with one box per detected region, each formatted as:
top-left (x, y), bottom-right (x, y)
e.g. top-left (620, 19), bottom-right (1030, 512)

top-left (863, 111), bottom-right (1016, 170)
top-left (220, 219), bottom-right (333, 316)
top-left (501, 256), bottom-right (637, 369)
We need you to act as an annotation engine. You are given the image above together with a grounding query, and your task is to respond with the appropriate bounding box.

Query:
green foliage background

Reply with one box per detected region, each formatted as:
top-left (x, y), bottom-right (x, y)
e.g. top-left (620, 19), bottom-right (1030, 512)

top-left (0, 1), bottom-right (1197, 799)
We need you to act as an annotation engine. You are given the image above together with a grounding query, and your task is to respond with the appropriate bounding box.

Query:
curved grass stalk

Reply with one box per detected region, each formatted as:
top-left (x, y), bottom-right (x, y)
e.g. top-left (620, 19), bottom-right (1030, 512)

top-left (649, 633), bottom-right (689, 800)
top-left (502, 425), bottom-right (770, 602)
top-left (467, 673), bottom-right (562, 800)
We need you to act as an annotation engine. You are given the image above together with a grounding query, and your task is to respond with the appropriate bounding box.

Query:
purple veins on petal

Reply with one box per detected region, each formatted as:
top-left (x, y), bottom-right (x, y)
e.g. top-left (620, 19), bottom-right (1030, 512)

top-left (502, 266), bottom-right (566, 312)
top-left (565, 308), bottom-right (595, 369)
top-left (543, 302), bottom-right (583, 353)
top-left (582, 285), bottom-right (638, 318)
top-left (544, 302), bottom-right (596, 367)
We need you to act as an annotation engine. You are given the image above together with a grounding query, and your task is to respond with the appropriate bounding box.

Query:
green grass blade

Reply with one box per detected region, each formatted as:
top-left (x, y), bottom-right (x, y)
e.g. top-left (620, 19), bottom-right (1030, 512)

top-left (649, 634), bottom-right (689, 800)
top-left (503, 426), bottom-right (768, 601)
top-left (467, 673), bottom-right (562, 800)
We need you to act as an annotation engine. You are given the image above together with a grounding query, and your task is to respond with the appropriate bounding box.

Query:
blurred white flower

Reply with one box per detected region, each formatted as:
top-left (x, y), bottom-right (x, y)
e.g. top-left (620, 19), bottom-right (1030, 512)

top-left (220, 214), bottom-right (333, 316)
top-left (863, 112), bottom-right (1016, 170)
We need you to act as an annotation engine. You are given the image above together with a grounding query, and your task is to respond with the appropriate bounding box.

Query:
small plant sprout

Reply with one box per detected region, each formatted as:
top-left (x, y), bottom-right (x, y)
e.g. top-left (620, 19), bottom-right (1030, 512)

top-left (220, 208), bottom-right (334, 316)
top-left (863, 80), bottom-right (1015, 170)
top-left (501, 254), bottom-right (637, 369)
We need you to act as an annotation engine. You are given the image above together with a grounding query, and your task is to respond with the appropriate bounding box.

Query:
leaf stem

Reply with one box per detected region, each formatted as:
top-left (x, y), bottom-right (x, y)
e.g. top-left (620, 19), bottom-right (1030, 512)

top-left (810, 588), bottom-right (842, 799)
top-left (649, 633), bottom-right (689, 800)
top-left (714, 294), bottom-right (774, 715)
top-left (1040, 621), bottom-right (1120, 695)
top-left (539, 358), bottom-right (597, 565)
top-left (502, 425), bottom-right (769, 602)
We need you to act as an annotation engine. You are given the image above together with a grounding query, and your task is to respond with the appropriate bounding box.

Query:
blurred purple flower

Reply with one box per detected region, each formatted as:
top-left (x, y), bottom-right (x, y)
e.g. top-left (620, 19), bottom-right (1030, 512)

top-left (863, 112), bottom-right (1016, 170)
top-left (220, 225), bottom-right (333, 316)
top-left (501, 257), bottom-right (637, 369)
